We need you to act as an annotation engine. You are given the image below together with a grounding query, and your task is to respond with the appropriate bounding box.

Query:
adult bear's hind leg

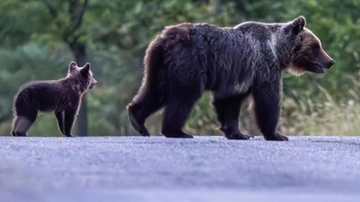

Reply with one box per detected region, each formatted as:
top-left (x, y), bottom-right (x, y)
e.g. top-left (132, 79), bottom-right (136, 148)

top-left (128, 91), bottom-right (165, 137)
top-left (161, 101), bottom-right (195, 138)
top-left (161, 87), bottom-right (202, 138)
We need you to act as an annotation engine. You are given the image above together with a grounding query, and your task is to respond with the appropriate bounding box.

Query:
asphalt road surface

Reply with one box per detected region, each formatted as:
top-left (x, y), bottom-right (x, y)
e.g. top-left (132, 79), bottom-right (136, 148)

top-left (1, 136), bottom-right (360, 202)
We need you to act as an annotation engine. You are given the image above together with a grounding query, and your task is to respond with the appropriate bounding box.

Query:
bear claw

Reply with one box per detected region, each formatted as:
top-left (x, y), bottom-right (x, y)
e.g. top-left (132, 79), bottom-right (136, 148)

top-left (165, 134), bottom-right (194, 138)
top-left (225, 133), bottom-right (249, 140)
top-left (266, 133), bottom-right (289, 141)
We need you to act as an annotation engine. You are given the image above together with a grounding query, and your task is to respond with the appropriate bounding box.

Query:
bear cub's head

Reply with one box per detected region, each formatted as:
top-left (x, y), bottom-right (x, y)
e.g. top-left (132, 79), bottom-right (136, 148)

top-left (283, 16), bottom-right (335, 75)
top-left (67, 61), bottom-right (98, 90)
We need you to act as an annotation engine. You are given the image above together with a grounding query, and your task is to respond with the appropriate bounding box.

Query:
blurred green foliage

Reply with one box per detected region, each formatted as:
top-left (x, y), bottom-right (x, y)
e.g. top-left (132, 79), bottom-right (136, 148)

top-left (0, 0), bottom-right (360, 136)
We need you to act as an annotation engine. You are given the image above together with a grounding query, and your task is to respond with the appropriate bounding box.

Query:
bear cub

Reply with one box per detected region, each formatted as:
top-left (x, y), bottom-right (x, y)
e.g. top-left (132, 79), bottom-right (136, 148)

top-left (11, 61), bottom-right (98, 137)
top-left (128, 16), bottom-right (335, 141)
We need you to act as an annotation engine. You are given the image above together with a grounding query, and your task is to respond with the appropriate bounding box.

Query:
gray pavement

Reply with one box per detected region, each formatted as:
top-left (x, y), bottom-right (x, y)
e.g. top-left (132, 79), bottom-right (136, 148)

top-left (1, 136), bottom-right (360, 202)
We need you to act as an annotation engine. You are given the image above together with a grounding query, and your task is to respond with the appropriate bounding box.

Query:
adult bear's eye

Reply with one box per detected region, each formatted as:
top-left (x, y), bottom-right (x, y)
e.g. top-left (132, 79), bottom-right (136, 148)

top-left (312, 43), bottom-right (321, 50)
top-left (311, 44), bottom-right (321, 56)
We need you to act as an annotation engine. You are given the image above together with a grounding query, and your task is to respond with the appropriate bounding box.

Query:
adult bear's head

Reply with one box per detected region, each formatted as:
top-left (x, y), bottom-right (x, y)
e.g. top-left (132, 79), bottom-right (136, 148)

top-left (282, 16), bottom-right (335, 75)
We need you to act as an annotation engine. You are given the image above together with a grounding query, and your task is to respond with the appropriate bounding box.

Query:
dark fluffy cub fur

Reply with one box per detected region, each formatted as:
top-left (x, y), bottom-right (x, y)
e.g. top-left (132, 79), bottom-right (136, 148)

top-left (11, 61), bottom-right (98, 137)
top-left (128, 16), bottom-right (335, 141)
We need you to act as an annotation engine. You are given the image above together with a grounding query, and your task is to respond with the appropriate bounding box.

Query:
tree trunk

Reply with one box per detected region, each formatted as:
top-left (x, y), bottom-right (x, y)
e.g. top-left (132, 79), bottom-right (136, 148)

top-left (69, 42), bottom-right (88, 136)
top-left (77, 96), bottom-right (88, 136)
top-left (213, 0), bottom-right (220, 15)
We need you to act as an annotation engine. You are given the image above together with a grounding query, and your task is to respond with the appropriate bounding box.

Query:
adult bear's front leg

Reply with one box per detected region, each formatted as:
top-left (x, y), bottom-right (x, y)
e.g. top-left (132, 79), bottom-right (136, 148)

top-left (253, 80), bottom-right (288, 141)
top-left (213, 94), bottom-right (250, 140)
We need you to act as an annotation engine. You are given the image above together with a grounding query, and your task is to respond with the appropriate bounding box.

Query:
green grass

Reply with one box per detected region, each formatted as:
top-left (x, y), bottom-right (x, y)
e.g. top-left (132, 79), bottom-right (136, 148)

top-left (1, 91), bottom-right (360, 137)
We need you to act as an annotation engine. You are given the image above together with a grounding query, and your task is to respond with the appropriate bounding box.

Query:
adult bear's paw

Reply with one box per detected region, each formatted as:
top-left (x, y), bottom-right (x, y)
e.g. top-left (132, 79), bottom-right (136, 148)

top-left (225, 132), bottom-right (250, 140)
top-left (265, 132), bottom-right (289, 141)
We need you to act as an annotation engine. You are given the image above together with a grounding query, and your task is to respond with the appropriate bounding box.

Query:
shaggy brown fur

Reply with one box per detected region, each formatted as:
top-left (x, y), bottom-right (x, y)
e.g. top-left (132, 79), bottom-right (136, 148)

top-left (128, 16), bottom-right (335, 141)
top-left (11, 61), bottom-right (98, 137)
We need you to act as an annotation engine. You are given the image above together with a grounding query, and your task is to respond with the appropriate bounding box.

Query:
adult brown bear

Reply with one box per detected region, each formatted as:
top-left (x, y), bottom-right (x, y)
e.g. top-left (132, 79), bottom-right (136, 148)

top-left (128, 16), bottom-right (335, 141)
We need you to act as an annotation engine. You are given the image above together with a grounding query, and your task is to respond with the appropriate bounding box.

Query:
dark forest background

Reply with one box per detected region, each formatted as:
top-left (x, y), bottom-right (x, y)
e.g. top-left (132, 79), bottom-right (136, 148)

top-left (1, 0), bottom-right (359, 136)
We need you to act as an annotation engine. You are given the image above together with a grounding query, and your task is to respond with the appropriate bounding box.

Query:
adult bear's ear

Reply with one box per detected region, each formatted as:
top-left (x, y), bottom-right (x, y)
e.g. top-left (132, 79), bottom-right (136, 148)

top-left (284, 16), bottom-right (306, 35)
top-left (80, 62), bottom-right (91, 77)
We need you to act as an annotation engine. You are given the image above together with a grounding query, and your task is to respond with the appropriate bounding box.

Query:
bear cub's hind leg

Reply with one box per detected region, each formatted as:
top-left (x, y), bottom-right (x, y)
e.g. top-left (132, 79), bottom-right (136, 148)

top-left (11, 115), bottom-right (37, 137)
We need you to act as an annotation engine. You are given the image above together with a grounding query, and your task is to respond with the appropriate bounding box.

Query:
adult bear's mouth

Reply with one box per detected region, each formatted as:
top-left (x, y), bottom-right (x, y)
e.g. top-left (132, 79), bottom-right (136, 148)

top-left (311, 59), bottom-right (335, 73)
top-left (310, 63), bottom-right (325, 74)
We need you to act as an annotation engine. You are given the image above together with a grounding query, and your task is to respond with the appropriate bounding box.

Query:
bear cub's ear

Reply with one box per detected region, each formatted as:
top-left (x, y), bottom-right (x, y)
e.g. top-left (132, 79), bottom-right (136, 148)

top-left (68, 61), bottom-right (78, 72)
top-left (69, 61), bottom-right (77, 67)
top-left (80, 63), bottom-right (91, 77)
top-left (284, 15), bottom-right (306, 35)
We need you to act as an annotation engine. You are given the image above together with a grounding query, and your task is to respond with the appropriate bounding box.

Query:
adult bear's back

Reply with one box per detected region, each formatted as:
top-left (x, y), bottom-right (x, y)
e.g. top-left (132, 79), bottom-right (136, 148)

top-left (159, 23), bottom-right (250, 91)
